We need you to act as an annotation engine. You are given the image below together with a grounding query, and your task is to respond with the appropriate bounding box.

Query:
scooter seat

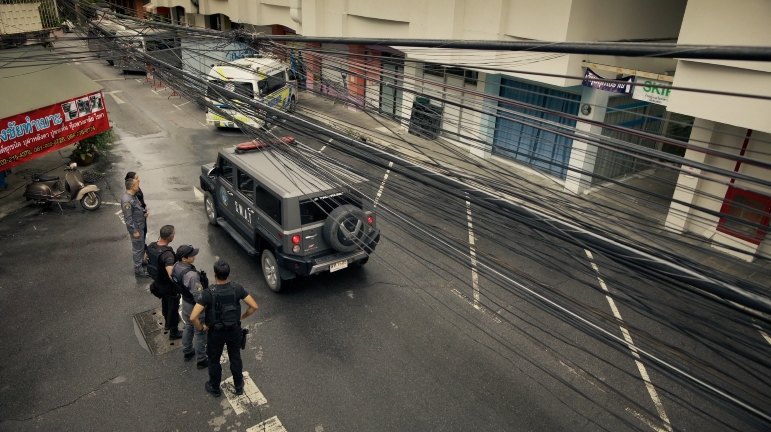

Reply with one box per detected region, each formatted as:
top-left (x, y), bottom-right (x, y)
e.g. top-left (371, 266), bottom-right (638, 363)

top-left (35, 174), bottom-right (59, 182)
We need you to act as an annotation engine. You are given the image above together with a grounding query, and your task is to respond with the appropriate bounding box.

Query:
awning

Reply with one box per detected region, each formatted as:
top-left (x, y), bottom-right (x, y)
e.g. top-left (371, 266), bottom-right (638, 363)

top-left (0, 45), bottom-right (103, 119)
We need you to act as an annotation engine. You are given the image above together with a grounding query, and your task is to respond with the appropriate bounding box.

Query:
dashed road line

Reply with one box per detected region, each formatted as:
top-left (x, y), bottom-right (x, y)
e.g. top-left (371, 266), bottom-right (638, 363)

top-left (373, 161), bottom-right (393, 208)
top-left (199, 121), bottom-right (208, 127)
top-left (465, 199), bottom-right (480, 309)
top-left (174, 100), bottom-right (191, 109)
top-left (451, 288), bottom-right (501, 323)
top-left (319, 145), bottom-right (327, 152)
top-left (584, 249), bottom-right (672, 432)
top-left (247, 416), bottom-right (287, 432)
top-left (105, 91), bottom-right (126, 105)
top-left (222, 372), bottom-right (267, 415)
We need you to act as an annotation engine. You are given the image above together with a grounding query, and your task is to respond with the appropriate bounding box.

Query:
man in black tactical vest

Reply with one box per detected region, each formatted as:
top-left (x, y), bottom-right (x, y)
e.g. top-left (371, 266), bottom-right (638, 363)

top-left (190, 259), bottom-right (258, 397)
top-left (147, 225), bottom-right (182, 339)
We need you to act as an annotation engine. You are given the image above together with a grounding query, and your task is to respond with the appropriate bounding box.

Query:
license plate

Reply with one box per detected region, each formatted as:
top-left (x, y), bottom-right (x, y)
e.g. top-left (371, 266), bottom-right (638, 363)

top-left (329, 260), bottom-right (348, 272)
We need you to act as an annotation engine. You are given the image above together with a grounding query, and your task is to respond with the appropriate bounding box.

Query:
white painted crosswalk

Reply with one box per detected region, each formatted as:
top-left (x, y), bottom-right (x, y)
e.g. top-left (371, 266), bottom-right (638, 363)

top-left (247, 416), bottom-right (287, 432)
top-left (221, 372), bottom-right (267, 415)
top-left (212, 370), bottom-right (288, 431)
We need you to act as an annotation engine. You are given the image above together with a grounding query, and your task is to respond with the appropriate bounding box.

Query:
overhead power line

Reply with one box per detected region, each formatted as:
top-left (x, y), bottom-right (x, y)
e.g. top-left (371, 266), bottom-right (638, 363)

top-left (239, 34), bottom-right (771, 61)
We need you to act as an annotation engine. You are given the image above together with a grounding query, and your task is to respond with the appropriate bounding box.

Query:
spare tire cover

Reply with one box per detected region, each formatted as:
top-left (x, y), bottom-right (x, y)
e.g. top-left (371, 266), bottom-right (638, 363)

top-left (323, 204), bottom-right (369, 253)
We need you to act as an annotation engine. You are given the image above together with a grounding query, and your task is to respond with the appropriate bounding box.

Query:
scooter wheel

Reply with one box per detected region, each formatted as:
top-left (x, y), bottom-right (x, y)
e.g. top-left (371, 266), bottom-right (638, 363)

top-left (81, 191), bottom-right (101, 211)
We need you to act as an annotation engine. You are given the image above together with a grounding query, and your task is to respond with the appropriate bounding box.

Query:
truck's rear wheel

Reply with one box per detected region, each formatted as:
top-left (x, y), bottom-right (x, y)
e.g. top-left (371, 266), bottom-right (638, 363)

top-left (261, 249), bottom-right (283, 292)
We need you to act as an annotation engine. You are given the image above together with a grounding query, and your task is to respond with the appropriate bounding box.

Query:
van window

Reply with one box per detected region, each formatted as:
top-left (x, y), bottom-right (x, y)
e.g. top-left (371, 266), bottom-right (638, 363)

top-left (255, 186), bottom-right (281, 224)
top-left (237, 170), bottom-right (255, 200)
top-left (218, 157), bottom-right (233, 184)
top-left (258, 71), bottom-right (286, 97)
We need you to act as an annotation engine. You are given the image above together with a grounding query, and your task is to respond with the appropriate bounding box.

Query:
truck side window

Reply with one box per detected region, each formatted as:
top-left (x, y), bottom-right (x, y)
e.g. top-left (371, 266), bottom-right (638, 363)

top-left (255, 186), bottom-right (281, 224)
top-left (219, 157), bottom-right (233, 184)
top-left (237, 169), bottom-right (255, 200)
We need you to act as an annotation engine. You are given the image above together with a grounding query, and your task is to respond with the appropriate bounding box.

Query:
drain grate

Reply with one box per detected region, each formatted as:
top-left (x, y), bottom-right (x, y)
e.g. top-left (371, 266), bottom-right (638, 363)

top-left (133, 307), bottom-right (184, 355)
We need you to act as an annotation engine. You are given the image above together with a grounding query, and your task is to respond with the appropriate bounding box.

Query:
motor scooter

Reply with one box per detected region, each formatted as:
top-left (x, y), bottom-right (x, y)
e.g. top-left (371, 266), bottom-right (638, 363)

top-left (24, 163), bottom-right (102, 211)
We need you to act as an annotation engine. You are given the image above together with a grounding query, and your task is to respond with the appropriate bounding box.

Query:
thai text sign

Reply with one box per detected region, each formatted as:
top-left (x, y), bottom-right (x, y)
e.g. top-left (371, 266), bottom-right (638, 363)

top-left (0, 91), bottom-right (110, 170)
top-left (632, 78), bottom-right (671, 106)
top-left (582, 68), bottom-right (634, 94)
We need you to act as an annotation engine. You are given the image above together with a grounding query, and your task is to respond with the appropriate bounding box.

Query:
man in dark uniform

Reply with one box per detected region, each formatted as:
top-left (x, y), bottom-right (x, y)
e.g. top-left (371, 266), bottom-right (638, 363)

top-left (121, 177), bottom-right (148, 278)
top-left (173, 244), bottom-right (208, 368)
top-left (190, 259), bottom-right (258, 397)
top-left (147, 225), bottom-right (182, 339)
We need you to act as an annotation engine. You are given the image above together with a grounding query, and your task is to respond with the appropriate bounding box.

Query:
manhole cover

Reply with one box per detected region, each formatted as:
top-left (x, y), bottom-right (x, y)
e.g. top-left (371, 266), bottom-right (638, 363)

top-left (133, 307), bottom-right (184, 355)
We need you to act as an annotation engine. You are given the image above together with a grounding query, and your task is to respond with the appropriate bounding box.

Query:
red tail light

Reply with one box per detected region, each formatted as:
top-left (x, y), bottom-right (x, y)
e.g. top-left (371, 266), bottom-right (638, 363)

top-left (367, 215), bottom-right (374, 225)
top-left (292, 235), bottom-right (301, 245)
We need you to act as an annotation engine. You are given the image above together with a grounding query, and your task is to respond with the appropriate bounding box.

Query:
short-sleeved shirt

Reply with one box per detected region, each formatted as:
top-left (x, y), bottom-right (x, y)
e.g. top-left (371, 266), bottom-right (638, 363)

top-left (198, 282), bottom-right (248, 327)
top-left (148, 242), bottom-right (176, 288)
top-left (173, 262), bottom-right (202, 303)
top-left (121, 192), bottom-right (145, 233)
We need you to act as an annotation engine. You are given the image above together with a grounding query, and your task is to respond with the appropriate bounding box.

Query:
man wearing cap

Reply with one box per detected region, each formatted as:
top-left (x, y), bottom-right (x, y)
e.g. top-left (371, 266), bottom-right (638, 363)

top-left (172, 245), bottom-right (208, 369)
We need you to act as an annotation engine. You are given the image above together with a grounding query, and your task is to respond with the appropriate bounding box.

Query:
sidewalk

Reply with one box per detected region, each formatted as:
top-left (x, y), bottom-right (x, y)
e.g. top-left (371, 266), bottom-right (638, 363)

top-left (294, 91), bottom-right (771, 291)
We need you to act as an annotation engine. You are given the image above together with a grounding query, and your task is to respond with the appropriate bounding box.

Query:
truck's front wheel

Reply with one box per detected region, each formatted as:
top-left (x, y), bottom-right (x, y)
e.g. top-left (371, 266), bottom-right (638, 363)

top-left (204, 192), bottom-right (218, 225)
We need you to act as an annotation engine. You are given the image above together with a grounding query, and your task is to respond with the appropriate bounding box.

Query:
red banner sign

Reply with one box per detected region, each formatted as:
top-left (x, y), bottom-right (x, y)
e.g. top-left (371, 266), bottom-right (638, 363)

top-left (0, 91), bottom-right (110, 171)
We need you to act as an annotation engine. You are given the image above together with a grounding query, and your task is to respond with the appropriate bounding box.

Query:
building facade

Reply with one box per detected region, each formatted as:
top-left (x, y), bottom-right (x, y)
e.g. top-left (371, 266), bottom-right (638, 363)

top-left (147, 0), bottom-right (771, 261)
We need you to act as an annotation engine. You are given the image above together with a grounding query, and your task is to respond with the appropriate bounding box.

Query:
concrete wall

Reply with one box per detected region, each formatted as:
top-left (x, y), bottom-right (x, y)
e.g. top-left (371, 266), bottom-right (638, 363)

top-left (667, 0), bottom-right (771, 134)
top-left (668, 61), bottom-right (771, 135)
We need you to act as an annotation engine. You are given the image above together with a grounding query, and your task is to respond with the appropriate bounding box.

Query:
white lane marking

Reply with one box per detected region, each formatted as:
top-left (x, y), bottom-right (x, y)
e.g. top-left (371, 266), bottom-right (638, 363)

top-left (584, 249), bottom-right (672, 432)
top-left (106, 91), bottom-right (126, 105)
top-left (752, 323), bottom-right (771, 345)
top-left (94, 77), bottom-right (127, 82)
top-left (626, 407), bottom-right (670, 432)
top-left (451, 288), bottom-right (501, 323)
top-left (134, 79), bottom-right (143, 83)
top-left (247, 416), bottom-right (287, 432)
top-left (320, 145), bottom-right (327, 152)
top-left (102, 201), bottom-right (121, 206)
top-left (174, 100), bottom-right (191, 108)
top-left (199, 122), bottom-right (208, 127)
top-left (193, 186), bottom-right (203, 201)
top-left (222, 372), bottom-right (267, 415)
top-left (465, 199), bottom-right (480, 309)
top-left (373, 161), bottom-right (393, 208)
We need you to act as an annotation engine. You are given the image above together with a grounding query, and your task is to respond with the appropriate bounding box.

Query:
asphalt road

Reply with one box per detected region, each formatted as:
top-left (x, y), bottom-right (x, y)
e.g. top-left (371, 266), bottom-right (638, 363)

top-left (0, 51), bottom-right (769, 432)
